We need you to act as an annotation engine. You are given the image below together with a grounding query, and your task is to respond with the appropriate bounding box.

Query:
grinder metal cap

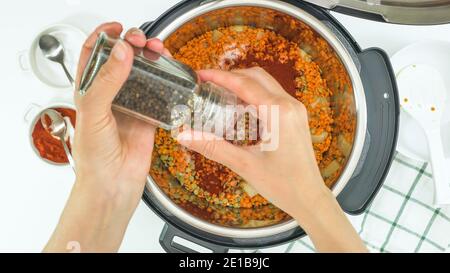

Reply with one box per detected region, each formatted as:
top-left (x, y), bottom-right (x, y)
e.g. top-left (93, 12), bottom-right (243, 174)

top-left (78, 32), bottom-right (110, 96)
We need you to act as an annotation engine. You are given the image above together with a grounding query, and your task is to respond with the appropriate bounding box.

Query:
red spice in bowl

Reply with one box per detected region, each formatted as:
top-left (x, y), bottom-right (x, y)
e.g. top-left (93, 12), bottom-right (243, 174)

top-left (32, 108), bottom-right (76, 164)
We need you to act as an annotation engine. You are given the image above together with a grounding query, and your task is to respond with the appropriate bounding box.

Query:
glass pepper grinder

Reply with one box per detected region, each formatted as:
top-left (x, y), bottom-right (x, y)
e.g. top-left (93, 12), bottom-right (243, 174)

top-left (79, 32), bottom-right (241, 133)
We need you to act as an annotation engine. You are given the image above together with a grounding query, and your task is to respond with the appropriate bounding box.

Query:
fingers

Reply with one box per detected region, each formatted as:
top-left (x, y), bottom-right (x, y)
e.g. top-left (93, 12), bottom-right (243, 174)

top-left (141, 38), bottom-right (172, 61)
top-left (75, 22), bottom-right (172, 122)
top-left (123, 28), bottom-right (172, 57)
top-left (124, 27), bottom-right (147, 48)
top-left (76, 24), bottom-right (169, 89)
top-left (233, 68), bottom-right (291, 98)
top-left (197, 69), bottom-right (274, 105)
top-left (177, 130), bottom-right (251, 174)
top-left (76, 22), bottom-right (123, 88)
top-left (146, 38), bottom-right (172, 57)
top-left (77, 39), bottom-right (134, 121)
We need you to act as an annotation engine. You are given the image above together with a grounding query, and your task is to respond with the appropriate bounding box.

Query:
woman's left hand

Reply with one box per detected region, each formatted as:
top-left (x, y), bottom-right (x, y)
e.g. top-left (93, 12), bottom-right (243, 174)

top-left (44, 22), bottom-right (171, 252)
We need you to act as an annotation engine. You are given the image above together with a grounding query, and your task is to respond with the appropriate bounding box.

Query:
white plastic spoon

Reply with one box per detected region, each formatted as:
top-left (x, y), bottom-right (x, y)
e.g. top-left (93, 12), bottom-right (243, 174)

top-left (397, 64), bottom-right (450, 206)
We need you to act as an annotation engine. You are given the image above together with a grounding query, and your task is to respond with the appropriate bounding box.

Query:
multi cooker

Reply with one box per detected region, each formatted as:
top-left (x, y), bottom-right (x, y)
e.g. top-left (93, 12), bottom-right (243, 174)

top-left (137, 0), bottom-right (450, 252)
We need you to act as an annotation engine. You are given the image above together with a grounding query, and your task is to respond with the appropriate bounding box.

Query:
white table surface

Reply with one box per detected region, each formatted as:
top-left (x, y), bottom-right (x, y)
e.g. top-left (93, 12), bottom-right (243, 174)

top-left (1, 0), bottom-right (449, 253)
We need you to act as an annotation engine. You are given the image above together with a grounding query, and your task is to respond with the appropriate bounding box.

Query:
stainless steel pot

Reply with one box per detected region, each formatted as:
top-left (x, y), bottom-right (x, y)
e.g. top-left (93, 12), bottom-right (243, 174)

top-left (140, 0), bottom-right (399, 252)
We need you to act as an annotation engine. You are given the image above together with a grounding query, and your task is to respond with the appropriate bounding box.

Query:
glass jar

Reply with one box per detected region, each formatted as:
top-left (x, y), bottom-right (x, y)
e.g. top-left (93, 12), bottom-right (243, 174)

top-left (79, 32), bottom-right (241, 132)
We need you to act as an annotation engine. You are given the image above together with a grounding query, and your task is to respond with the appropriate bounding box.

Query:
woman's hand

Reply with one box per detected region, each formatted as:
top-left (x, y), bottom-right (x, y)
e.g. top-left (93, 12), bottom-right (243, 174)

top-left (44, 22), bottom-right (169, 252)
top-left (178, 67), bottom-right (326, 220)
top-left (177, 68), bottom-right (367, 252)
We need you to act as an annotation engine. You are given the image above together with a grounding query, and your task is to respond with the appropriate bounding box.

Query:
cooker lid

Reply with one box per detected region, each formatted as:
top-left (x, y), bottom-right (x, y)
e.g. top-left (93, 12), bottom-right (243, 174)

top-left (304, 0), bottom-right (450, 25)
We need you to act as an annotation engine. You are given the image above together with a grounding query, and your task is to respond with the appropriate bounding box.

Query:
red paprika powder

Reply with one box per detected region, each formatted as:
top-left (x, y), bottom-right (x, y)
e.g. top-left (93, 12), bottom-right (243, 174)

top-left (32, 108), bottom-right (76, 164)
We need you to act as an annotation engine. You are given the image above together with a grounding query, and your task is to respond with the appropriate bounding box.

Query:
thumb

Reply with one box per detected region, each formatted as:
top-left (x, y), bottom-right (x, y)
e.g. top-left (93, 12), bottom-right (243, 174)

top-left (177, 130), bottom-right (251, 174)
top-left (77, 39), bottom-right (133, 120)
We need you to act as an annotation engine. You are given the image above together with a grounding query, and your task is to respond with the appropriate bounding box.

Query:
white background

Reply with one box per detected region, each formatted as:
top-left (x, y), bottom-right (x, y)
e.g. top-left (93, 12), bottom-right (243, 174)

top-left (0, 0), bottom-right (449, 252)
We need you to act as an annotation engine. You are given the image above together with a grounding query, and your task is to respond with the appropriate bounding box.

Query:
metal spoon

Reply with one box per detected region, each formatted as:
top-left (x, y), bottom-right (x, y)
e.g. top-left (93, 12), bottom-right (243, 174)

top-left (38, 34), bottom-right (74, 85)
top-left (40, 109), bottom-right (75, 171)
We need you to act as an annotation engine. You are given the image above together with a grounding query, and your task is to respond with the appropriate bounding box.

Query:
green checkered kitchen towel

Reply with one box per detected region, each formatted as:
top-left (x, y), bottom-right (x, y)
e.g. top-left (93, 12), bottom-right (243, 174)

top-left (248, 153), bottom-right (450, 253)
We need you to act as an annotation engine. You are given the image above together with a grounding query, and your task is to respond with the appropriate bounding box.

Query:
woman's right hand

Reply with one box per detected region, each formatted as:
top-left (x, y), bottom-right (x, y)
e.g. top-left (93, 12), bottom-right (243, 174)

top-left (177, 67), bottom-right (328, 220)
top-left (177, 68), bottom-right (367, 252)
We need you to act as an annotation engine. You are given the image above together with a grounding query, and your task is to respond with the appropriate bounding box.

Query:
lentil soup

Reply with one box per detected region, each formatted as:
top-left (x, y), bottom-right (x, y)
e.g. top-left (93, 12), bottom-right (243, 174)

top-left (149, 20), bottom-right (356, 228)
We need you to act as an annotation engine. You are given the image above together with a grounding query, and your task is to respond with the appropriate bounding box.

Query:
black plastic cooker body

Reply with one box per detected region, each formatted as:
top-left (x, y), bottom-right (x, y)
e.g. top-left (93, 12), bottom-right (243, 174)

top-left (140, 0), bottom-right (400, 253)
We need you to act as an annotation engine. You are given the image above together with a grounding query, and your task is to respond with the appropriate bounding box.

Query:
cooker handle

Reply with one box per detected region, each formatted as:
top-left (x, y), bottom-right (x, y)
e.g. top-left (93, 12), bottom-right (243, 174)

top-left (139, 21), bottom-right (153, 30)
top-left (139, 21), bottom-right (154, 35)
top-left (159, 224), bottom-right (230, 253)
top-left (337, 48), bottom-right (400, 215)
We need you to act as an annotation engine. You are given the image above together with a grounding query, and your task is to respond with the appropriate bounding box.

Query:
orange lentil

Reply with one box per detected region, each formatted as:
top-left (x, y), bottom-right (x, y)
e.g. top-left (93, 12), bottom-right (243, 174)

top-left (154, 26), bottom-right (335, 209)
top-left (150, 23), bottom-right (355, 227)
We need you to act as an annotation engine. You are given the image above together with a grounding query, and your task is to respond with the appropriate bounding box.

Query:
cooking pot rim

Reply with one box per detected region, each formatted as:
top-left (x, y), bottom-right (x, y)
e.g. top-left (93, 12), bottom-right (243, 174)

top-left (145, 0), bottom-right (368, 239)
